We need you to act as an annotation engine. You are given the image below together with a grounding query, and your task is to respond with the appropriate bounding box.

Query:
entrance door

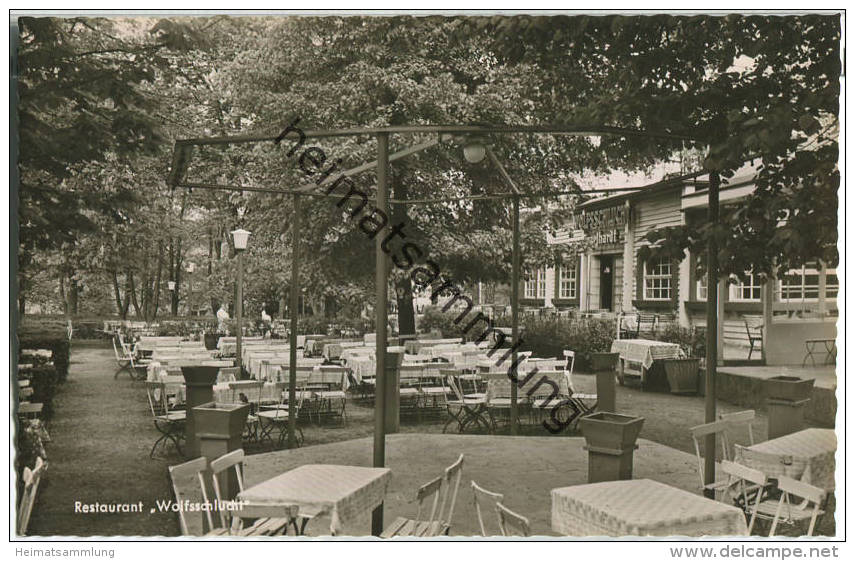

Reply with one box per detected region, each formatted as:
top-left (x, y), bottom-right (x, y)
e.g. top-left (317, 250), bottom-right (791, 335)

top-left (600, 256), bottom-right (614, 311)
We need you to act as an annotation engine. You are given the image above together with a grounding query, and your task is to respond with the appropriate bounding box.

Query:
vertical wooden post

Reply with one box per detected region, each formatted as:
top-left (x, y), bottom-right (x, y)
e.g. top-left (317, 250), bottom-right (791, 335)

top-left (704, 170), bottom-right (720, 497)
top-left (818, 260), bottom-right (827, 317)
top-left (236, 252), bottom-right (243, 372)
top-left (288, 194), bottom-right (300, 449)
top-left (762, 273), bottom-right (774, 364)
top-left (510, 195), bottom-right (521, 435)
top-left (372, 132), bottom-right (390, 536)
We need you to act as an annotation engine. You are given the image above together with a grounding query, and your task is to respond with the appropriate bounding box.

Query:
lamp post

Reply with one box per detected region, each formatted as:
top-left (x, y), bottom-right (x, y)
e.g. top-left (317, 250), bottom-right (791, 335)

top-left (231, 229), bottom-right (251, 373)
top-left (167, 280), bottom-right (176, 317)
top-left (186, 263), bottom-right (195, 317)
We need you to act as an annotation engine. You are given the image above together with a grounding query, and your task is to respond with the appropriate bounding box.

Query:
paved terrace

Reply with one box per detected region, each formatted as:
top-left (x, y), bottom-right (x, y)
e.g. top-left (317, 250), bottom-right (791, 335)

top-left (241, 433), bottom-right (701, 537)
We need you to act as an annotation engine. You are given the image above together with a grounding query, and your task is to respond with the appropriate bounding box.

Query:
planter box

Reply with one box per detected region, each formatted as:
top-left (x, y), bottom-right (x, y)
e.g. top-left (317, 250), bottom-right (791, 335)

top-left (193, 401), bottom-right (250, 439)
top-left (181, 366), bottom-right (220, 388)
top-left (580, 412), bottom-right (645, 450)
top-left (589, 352), bottom-right (619, 372)
top-left (664, 359), bottom-right (700, 395)
top-left (580, 412), bottom-right (645, 483)
top-left (203, 334), bottom-right (220, 351)
top-left (765, 376), bottom-right (815, 402)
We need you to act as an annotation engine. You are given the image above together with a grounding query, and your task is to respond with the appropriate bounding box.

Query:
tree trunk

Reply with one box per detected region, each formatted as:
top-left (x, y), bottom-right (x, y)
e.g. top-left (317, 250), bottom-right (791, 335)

top-left (396, 277), bottom-right (416, 336)
top-left (68, 277), bottom-right (79, 316)
top-left (59, 275), bottom-right (67, 317)
top-left (152, 240), bottom-right (164, 320)
top-left (128, 270), bottom-right (142, 318)
top-left (121, 273), bottom-right (131, 320)
top-left (173, 240), bottom-right (182, 315)
top-left (111, 270), bottom-right (123, 315)
top-left (392, 172), bottom-right (416, 335)
top-left (18, 292), bottom-right (25, 317)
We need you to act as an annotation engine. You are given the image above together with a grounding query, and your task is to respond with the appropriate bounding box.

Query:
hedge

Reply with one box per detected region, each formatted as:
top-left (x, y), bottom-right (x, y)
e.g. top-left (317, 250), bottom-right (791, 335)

top-left (19, 335), bottom-right (71, 383)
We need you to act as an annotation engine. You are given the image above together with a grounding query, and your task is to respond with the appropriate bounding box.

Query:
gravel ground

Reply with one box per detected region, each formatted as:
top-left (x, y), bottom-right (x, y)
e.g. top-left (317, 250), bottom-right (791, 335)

top-left (24, 341), bottom-right (834, 537)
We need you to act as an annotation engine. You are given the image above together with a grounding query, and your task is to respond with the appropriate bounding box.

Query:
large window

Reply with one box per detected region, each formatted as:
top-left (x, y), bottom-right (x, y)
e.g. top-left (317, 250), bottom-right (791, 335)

top-left (779, 265), bottom-right (838, 302)
top-left (558, 263), bottom-right (577, 299)
top-left (696, 275), bottom-right (708, 300)
top-left (644, 257), bottom-right (672, 301)
top-left (524, 268), bottom-right (546, 299)
top-left (730, 273), bottom-right (762, 302)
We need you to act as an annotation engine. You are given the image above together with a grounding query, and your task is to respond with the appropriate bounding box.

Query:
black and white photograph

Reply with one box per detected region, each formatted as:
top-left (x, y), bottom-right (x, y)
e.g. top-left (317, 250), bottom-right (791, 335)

top-left (8, 7), bottom-right (845, 547)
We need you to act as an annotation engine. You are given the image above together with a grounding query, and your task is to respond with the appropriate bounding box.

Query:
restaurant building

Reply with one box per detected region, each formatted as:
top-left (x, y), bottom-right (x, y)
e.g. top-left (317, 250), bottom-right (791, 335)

top-left (522, 170), bottom-right (838, 365)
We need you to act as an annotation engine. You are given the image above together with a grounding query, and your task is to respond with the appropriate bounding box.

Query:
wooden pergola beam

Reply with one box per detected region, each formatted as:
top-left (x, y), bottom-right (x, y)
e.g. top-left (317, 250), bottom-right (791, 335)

top-left (174, 123), bottom-right (699, 147)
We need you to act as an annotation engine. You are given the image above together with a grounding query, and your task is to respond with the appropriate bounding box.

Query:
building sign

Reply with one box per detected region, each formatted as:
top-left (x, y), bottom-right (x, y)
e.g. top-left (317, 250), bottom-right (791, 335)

top-left (579, 205), bottom-right (628, 233)
top-left (576, 204), bottom-right (627, 248)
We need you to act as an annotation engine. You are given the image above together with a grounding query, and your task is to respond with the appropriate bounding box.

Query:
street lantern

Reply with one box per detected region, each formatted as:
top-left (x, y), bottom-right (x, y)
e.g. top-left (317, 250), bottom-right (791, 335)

top-left (231, 228), bottom-right (251, 373)
top-left (231, 228), bottom-right (251, 251)
top-left (463, 137), bottom-right (487, 163)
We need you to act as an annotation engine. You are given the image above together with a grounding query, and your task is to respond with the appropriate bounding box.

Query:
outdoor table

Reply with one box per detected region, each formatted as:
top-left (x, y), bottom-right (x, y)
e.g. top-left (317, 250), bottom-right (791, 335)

top-left (238, 464), bottom-right (392, 535)
top-left (610, 339), bottom-right (683, 386)
top-left (551, 479), bottom-right (748, 536)
top-left (734, 428), bottom-right (836, 491)
top-left (346, 357), bottom-right (375, 384)
top-left (17, 402), bottom-right (44, 419)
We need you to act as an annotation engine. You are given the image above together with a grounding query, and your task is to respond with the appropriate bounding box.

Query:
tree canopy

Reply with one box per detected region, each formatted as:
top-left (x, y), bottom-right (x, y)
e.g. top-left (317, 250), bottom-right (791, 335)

top-left (14, 13), bottom-right (841, 320)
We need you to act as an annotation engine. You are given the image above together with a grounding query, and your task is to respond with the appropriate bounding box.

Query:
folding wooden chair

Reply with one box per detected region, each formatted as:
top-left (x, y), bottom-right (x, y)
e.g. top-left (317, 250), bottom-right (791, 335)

top-left (689, 419), bottom-right (733, 493)
top-left (227, 380), bottom-right (263, 442)
top-left (113, 336), bottom-right (146, 380)
top-left (484, 375), bottom-right (525, 432)
top-left (443, 374), bottom-right (490, 433)
top-left (168, 457), bottom-right (228, 536)
top-left (767, 476), bottom-right (826, 537)
top-left (496, 502), bottom-right (531, 537)
top-left (563, 350), bottom-right (596, 428)
top-left (16, 457), bottom-right (46, 535)
top-left (471, 480), bottom-right (504, 537)
top-left (145, 381), bottom-right (186, 458)
top-left (310, 366), bottom-right (348, 424)
top-left (719, 410), bottom-right (758, 453)
top-left (209, 450), bottom-right (295, 536)
top-left (743, 315), bottom-right (764, 360)
top-left (257, 383), bottom-right (305, 447)
top-left (381, 454), bottom-right (464, 537)
top-left (720, 460), bottom-right (770, 534)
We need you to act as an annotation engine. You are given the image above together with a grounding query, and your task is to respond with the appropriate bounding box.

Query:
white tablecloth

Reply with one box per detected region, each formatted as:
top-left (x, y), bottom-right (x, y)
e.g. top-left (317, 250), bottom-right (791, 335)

top-left (611, 339), bottom-right (683, 370)
top-left (552, 479), bottom-right (748, 536)
top-left (238, 464), bottom-right (392, 535)
top-left (734, 428), bottom-right (837, 491)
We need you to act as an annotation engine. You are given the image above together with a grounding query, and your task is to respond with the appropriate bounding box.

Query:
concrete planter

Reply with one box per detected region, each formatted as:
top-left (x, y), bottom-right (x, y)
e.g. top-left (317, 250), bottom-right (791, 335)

top-left (193, 401), bottom-right (250, 440)
top-left (580, 412), bottom-right (645, 450)
top-left (580, 412), bottom-right (645, 483)
top-left (765, 376), bottom-right (815, 402)
top-left (589, 352), bottom-right (619, 372)
top-left (664, 358), bottom-right (700, 395)
top-left (203, 334), bottom-right (220, 351)
top-left (181, 366), bottom-right (221, 457)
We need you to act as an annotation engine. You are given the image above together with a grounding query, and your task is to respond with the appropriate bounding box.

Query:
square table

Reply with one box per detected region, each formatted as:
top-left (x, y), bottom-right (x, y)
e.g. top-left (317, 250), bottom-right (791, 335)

top-left (551, 479), bottom-right (748, 536)
top-left (238, 464), bottom-right (392, 535)
top-left (611, 339), bottom-right (683, 386)
top-left (734, 428), bottom-right (836, 491)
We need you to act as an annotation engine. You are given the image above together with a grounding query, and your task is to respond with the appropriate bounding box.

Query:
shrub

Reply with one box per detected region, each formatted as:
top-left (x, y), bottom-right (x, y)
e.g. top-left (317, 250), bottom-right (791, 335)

top-left (19, 365), bottom-right (61, 419)
top-left (418, 306), bottom-right (467, 338)
top-left (19, 335), bottom-right (71, 383)
top-left (657, 324), bottom-right (706, 358)
top-left (516, 316), bottom-right (616, 371)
